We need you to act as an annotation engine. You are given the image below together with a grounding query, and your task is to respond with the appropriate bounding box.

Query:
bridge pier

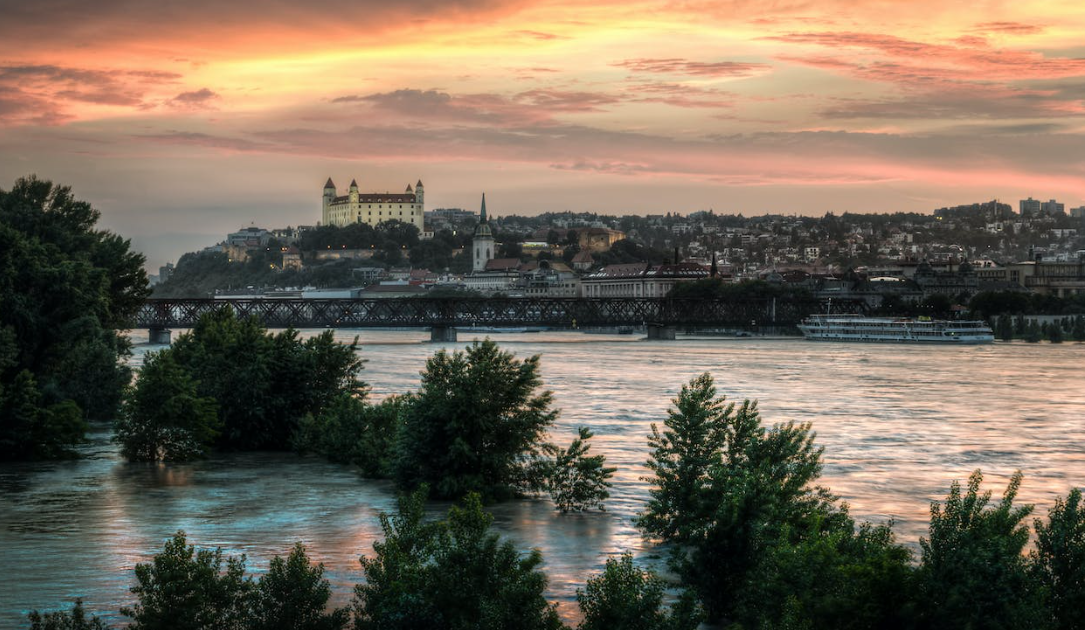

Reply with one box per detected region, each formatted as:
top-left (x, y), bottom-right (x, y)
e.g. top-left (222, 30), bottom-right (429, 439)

top-left (646, 324), bottom-right (676, 340)
top-left (430, 326), bottom-right (458, 342)
top-left (148, 326), bottom-right (172, 345)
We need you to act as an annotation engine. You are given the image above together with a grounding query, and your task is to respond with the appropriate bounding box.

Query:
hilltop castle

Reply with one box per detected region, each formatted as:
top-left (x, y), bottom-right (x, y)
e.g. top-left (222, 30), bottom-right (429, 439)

top-left (321, 177), bottom-right (425, 231)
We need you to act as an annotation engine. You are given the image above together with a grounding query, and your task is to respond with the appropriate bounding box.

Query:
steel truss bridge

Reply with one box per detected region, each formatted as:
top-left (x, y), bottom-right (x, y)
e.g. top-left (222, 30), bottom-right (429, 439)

top-left (136, 297), bottom-right (866, 335)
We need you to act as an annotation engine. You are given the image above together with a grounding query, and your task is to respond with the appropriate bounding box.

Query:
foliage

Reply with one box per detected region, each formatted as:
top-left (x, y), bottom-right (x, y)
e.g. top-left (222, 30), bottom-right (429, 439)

top-left (1025, 319), bottom-right (1044, 342)
top-left (167, 308), bottom-right (365, 451)
top-left (1, 370), bottom-right (86, 460)
top-left (294, 393), bottom-right (403, 478)
top-left (637, 372), bottom-right (850, 622)
top-left (996, 315), bottom-right (1015, 341)
top-left (393, 339), bottom-right (557, 501)
top-left (353, 489), bottom-right (564, 630)
top-left (1048, 321), bottom-right (1065, 343)
top-left (917, 470), bottom-right (1042, 630)
top-left (576, 553), bottom-right (702, 630)
top-left (249, 543), bottom-right (350, 630)
top-left (969, 291), bottom-right (1085, 318)
top-left (0, 175), bottom-right (148, 460)
top-left (121, 532), bottom-right (253, 630)
top-left (545, 427), bottom-right (616, 513)
top-left (115, 351), bottom-right (219, 461)
top-left (740, 516), bottom-right (917, 629)
top-left (1032, 488), bottom-right (1085, 630)
top-left (26, 601), bottom-right (112, 630)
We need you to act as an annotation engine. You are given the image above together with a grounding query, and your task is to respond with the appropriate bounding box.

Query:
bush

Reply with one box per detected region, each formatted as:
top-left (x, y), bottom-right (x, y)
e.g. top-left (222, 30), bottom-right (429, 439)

top-left (115, 351), bottom-right (219, 462)
top-left (27, 601), bottom-right (111, 630)
top-left (167, 308), bottom-right (365, 451)
top-left (249, 543), bottom-right (350, 630)
top-left (917, 470), bottom-right (1042, 630)
top-left (393, 339), bottom-right (557, 501)
top-left (546, 427), bottom-right (616, 513)
top-left (1032, 488), bottom-right (1085, 630)
top-left (295, 393), bottom-right (403, 478)
top-left (576, 553), bottom-right (701, 630)
top-left (353, 489), bottom-right (564, 630)
top-left (1, 370), bottom-right (86, 460)
top-left (121, 532), bottom-right (252, 630)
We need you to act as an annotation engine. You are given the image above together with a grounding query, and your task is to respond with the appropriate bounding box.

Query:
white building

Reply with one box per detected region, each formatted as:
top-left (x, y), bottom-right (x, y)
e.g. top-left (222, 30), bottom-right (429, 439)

top-left (581, 262), bottom-right (709, 298)
top-left (322, 177), bottom-right (425, 232)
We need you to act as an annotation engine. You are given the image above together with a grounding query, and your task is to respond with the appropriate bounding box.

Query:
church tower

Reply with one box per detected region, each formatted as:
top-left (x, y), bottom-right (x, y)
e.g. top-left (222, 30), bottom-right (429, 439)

top-left (472, 193), bottom-right (494, 272)
top-left (322, 178), bottom-right (336, 225)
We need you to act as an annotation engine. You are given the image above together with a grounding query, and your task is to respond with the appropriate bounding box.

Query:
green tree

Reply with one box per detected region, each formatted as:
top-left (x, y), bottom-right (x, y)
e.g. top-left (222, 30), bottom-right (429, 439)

top-left (740, 517), bottom-right (917, 629)
top-left (115, 351), bottom-right (219, 461)
top-left (1048, 321), bottom-right (1065, 343)
top-left (393, 340), bottom-right (557, 501)
top-left (546, 427), bottom-right (616, 513)
top-left (249, 543), bottom-right (350, 630)
top-left (0, 176), bottom-right (148, 460)
top-left (353, 489), bottom-right (564, 630)
top-left (1025, 319), bottom-right (1044, 342)
top-left (1032, 488), bottom-right (1085, 630)
top-left (917, 470), bottom-right (1042, 630)
top-left (1, 370), bottom-right (86, 460)
top-left (1072, 316), bottom-right (1085, 342)
top-left (294, 393), bottom-right (403, 478)
top-left (121, 532), bottom-right (253, 630)
top-left (26, 601), bottom-right (111, 630)
top-left (997, 315), bottom-right (1015, 341)
top-left (638, 373), bottom-right (846, 622)
top-left (576, 553), bottom-right (701, 630)
top-left (168, 308), bottom-right (365, 451)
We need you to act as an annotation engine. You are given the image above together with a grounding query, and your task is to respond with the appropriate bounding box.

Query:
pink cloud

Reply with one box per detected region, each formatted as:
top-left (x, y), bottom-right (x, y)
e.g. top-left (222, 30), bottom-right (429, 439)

top-left (614, 58), bottom-right (771, 78)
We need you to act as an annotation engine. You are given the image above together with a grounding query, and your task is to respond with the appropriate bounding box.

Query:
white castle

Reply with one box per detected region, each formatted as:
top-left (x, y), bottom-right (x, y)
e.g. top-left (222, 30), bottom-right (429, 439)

top-left (321, 177), bottom-right (425, 231)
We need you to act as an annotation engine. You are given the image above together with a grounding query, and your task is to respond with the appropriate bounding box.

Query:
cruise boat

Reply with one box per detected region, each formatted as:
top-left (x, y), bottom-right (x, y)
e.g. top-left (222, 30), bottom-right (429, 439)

top-left (798, 314), bottom-right (994, 344)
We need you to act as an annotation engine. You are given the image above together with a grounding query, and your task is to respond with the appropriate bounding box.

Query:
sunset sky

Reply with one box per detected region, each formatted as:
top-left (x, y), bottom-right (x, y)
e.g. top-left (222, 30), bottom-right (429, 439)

top-left (1, 0), bottom-right (1084, 268)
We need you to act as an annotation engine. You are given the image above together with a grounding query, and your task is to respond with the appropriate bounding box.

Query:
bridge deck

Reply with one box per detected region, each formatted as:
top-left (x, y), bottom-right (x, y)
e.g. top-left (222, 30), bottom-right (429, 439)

top-left (135, 297), bottom-right (865, 330)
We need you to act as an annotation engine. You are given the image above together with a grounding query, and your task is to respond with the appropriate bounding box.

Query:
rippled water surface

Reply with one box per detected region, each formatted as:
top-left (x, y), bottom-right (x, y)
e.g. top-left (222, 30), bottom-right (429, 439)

top-left (2, 331), bottom-right (1084, 625)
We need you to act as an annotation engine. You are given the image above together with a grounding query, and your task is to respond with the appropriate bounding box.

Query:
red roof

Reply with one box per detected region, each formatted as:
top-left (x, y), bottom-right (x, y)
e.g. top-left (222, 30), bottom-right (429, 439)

top-left (485, 258), bottom-right (521, 271)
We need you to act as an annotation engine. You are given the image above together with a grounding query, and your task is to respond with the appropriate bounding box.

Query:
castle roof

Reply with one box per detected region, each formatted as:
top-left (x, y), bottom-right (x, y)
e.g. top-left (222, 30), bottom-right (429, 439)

top-left (324, 177), bottom-right (335, 189)
top-left (331, 193), bottom-right (417, 204)
top-left (350, 179), bottom-right (358, 188)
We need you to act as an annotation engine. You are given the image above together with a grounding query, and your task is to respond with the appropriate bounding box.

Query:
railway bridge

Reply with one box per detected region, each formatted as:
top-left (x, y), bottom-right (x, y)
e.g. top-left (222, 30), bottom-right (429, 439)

top-left (135, 296), bottom-right (867, 343)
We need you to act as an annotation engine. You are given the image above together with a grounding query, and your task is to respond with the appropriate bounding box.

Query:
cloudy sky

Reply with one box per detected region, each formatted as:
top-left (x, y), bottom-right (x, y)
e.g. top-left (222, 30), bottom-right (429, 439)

top-left (1, 0), bottom-right (1083, 268)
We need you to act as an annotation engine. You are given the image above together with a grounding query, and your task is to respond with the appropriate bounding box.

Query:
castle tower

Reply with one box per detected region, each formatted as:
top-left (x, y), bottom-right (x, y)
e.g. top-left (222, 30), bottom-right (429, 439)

top-left (415, 179), bottom-right (425, 209)
top-left (472, 193), bottom-right (494, 272)
top-left (322, 177), bottom-right (336, 225)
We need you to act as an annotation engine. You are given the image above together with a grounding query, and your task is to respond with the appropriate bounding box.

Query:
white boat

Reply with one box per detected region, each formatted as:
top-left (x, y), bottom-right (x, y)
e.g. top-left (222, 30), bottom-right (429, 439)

top-left (798, 314), bottom-right (994, 344)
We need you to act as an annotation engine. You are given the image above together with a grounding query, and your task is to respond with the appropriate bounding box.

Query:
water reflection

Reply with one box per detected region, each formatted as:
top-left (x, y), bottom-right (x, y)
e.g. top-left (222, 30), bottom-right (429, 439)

top-left (2, 333), bottom-right (1083, 626)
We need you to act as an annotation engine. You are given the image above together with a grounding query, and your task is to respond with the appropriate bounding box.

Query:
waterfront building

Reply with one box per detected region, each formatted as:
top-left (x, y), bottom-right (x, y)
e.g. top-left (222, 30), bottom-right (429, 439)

top-left (581, 262), bottom-right (708, 298)
top-left (321, 177), bottom-right (425, 231)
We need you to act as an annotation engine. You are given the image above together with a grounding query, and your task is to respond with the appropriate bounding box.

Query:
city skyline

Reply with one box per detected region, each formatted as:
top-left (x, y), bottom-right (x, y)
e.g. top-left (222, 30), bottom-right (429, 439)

top-left (1, 0), bottom-right (1084, 268)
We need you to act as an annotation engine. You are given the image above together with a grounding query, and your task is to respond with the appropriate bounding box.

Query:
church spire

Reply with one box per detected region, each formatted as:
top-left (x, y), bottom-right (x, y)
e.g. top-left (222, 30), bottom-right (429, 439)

top-left (480, 192), bottom-right (488, 223)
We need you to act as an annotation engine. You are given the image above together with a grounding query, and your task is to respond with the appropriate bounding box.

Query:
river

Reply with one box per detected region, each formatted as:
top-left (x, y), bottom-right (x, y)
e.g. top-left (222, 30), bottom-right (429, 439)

top-left (2, 332), bottom-right (1083, 625)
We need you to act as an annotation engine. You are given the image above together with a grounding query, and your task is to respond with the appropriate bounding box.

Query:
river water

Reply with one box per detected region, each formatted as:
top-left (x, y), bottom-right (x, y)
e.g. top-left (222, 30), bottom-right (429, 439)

top-left (2, 332), bottom-right (1083, 625)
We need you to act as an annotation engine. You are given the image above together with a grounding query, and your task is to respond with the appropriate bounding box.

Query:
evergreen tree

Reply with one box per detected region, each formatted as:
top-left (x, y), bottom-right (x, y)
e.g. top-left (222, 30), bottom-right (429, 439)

top-left (121, 532), bottom-right (253, 630)
top-left (546, 427), bottom-right (616, 513)
top-left (353, 489), bottom-right (564, 630)
top-left (1032, 488), bottom-right (1085, 630)
top-left (393, 340), bottom-right (557, 501)
top-left (576, 553), bottom-right (701, 630)
top-left (249, 543), bottom-right (350, 630)
top-left (917, 471), bottom-right (1042, 630)
top-left (115, 351), bottom-right (219, 462)
top-left (1048, 321), bottom-right (1065, 343)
